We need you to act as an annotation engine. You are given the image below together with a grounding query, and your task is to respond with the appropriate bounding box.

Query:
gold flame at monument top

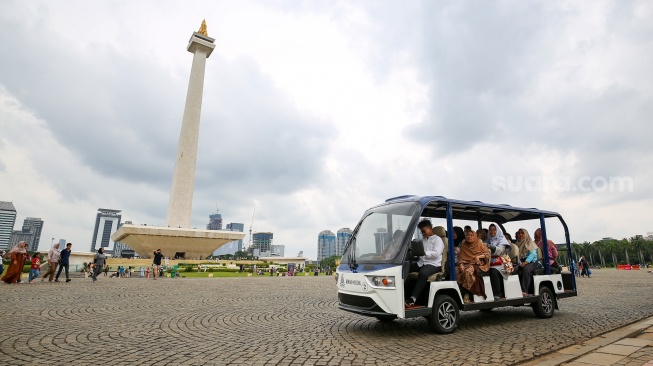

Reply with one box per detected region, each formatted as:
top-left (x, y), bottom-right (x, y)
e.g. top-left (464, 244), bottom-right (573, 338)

top-left (198, 19), bottom-right (208, 36)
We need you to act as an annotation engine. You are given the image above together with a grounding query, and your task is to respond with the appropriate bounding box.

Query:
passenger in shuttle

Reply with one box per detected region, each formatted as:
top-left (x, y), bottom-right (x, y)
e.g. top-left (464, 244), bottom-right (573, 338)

top-left (457, 230), bottom-right (490, 303)
top-left (487, 224), bottom-right (512, 300)
top-left (534, 228), bottom-right (559, 270)
top-left (405, 221), bottom-right (443, 307)
top-left (516, 228), bottom-right (540, 296)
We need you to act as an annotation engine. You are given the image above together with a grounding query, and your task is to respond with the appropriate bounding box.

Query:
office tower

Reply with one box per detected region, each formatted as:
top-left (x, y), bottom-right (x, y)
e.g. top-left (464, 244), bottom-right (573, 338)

top-left (22, 217), bottom-right (44, 251)
top-left (374, 228), bottom-right (389, 253)
top-left (9, 228), bottom-right (33, 251)
top-left (226, 223), bottom-right (244, 251)
top-left (212, 222), bottom-right (244, 256)
top-left (0, 201), bottom-right (17, 251)
top-left (252, 232), bottom-right (273, 257)
top-left (113, 221), bottom-right (135, 258)
top-left (91, 209), bottom-right (122, 253)
top-left (336, 228), bottom-right (352, 257)
top-left (206, 211), bottom-right (223, 230)
top-left (270, 244), bottom-right (285, 257)
top-left (317, 230), bottom-right (336, 262)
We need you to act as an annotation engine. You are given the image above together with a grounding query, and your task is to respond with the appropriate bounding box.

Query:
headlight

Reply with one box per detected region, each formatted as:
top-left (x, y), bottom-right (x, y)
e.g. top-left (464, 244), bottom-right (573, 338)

top-left (365, 276), bottom-right (395, 289)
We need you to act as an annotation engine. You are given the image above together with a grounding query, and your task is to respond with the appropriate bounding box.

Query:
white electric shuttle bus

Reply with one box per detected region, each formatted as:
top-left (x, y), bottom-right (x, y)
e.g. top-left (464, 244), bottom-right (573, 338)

top-left (336, 195), bottom-right (577, 333)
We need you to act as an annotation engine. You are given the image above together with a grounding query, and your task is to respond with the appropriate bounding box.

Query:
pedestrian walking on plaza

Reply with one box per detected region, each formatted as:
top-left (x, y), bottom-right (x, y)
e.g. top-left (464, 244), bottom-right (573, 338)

top-left (55, 243), bottom-right (73, 283)
top-left (91, 248), bottom-right (106, 282)
top-left (580, 256), bottom-right (590, 277)
top-left (140, 266), bottom-right (144, 278)
top-left (103, 264), bottom-right (109, 276)
top-left (28, 252), bottom-right (41, 284)
top-left (41, 243), bottom-right (61, 282)
top-left (145, 267), bottom-right (151, 278)
top-left (152, 249), bottom-right (164, 280)
top-left (1, 241), bottom-right (30, 284)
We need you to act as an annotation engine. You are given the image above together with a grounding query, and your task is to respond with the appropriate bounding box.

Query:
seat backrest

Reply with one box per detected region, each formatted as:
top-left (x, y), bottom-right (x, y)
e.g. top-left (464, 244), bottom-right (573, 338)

top-left (510, 243), bottom-right (519, 259)
top-left (433, 226), bottom-right (448, 272)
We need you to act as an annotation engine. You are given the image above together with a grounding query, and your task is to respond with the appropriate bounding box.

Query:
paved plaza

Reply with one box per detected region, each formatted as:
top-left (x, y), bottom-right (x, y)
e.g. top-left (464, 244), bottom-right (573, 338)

top-left (1, 270), bottom-right (652, 365)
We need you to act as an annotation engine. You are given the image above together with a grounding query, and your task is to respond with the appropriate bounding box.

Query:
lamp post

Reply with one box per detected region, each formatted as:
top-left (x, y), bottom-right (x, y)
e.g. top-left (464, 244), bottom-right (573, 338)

top-left (51, 237), bottom-right (54, 248)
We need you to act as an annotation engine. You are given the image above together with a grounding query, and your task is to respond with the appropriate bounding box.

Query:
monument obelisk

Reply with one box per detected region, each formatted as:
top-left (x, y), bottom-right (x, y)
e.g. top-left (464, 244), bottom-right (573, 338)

top-left (167, 20), bottom-right (215, 228)
top-left (112, 21), bottom-right (244, 259)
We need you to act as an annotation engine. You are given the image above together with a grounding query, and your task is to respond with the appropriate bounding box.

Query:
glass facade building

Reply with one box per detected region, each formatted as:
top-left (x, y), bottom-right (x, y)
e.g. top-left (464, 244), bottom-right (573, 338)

top-left (206, 212), bottom-right (223, 230)
top-left (0, 201), bottom-right (17, 251)
top-left (336, 228), bottom-right (352, 257)
top-left (317, 230), bottom-right (336, 262)
top-left (90, 208), bottom-right (122, 253)
top-left (212, 222), bottom-right (244, 256)
top-left (22, 217), bottom-right (44, 251)
top-left (252, 232), bottom-right (273, 257)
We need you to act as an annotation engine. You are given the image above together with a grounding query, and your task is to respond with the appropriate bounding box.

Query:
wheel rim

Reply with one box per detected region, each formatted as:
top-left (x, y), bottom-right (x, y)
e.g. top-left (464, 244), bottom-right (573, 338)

top-left (542, 292), bottom-right (553, 314)
top-left (437, 301), bottom-right (456, 329)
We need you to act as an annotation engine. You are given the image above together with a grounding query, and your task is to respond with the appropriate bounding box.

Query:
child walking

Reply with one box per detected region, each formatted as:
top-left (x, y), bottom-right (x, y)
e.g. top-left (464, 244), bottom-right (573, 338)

top-left (28, 253), bottom-right (41, 284)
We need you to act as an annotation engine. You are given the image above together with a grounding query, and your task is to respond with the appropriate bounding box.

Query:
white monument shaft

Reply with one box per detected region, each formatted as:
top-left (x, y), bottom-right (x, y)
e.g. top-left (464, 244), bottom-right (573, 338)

top-left (166, 32), bottom-right (215, 228)
top-left (112, 24), bottom-right (244, 259)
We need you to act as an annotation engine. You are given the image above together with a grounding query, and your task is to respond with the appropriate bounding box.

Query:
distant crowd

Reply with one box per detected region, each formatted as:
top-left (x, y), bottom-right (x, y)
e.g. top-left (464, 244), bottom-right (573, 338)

top-left (0, 244), bottom-right (168, 284)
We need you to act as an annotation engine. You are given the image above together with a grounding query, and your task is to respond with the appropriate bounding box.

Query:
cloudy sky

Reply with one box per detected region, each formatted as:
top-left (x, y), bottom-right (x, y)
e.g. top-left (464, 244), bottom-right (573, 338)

top-left (1, 1), bottom-right (651, 258)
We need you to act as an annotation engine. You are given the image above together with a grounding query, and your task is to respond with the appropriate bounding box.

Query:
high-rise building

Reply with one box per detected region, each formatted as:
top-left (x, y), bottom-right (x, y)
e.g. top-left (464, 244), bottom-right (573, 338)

top-left (336, 228), bottom-right (352, 257)
top-left (252, 232), bottom-right (273, 257)
top-left (0, 201), bottom-right (17, 251)
top-left (212, 222), bottom-right (244, 256)
top-left (317, 230), bottom-right (336, 262)
top-left (59, 239), bottom-right (66, 247)
top-left (374, 228), bottom-right (389, 253)
top-left (22, 217), bottom-right (44, 251)
top-left (9, 228), bottom-right (33, 251)
top-left (113, 221), bottom-right (135, 258)
top-left (270, 244), bottom-right (285, 257)
top-left (91, 209), bottom-right (122, 253)
top-left (206, 211), bottom-right (222, 230)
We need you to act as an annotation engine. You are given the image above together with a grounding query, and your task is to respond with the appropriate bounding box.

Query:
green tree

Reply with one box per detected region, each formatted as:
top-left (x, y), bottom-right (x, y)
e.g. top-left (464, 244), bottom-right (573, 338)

top-left (320, 255), bottom-right (340, 269)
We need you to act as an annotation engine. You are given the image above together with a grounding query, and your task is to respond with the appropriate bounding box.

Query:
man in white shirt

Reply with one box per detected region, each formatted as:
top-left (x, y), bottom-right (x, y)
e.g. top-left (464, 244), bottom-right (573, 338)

top-left (406, 220), bottom-right (444, 307)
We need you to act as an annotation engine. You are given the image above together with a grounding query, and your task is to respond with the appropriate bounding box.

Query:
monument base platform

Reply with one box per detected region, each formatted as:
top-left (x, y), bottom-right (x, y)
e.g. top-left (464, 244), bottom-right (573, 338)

top-left (111, 225), bottom-right (245, 259)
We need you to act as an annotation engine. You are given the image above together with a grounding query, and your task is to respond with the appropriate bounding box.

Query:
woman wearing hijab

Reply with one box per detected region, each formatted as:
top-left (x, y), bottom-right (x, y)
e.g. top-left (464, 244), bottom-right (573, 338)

top-left (516, 228), bottom-right (540, 296)
top-left (457, 230), bottom-right (490, 303)
top-left (534, 228), bottom-right (559, 270)
top-left (487, 224), bottom-right (512, 300)
top-left (1, 241), bottom-right (29, 284)
top-left (452, 226), bottom-right (465, 264)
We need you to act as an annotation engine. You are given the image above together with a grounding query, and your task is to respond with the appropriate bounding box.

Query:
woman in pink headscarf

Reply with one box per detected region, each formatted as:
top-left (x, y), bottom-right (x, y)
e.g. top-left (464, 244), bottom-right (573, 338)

top-left (534, 228), bottom-right (558, 269)
top-left (1, 241), bottom-right (29, 284)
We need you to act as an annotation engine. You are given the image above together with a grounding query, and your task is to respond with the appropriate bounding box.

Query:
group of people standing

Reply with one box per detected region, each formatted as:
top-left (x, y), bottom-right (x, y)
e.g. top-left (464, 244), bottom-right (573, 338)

top-left (1, 241), bottom-right (73, 284)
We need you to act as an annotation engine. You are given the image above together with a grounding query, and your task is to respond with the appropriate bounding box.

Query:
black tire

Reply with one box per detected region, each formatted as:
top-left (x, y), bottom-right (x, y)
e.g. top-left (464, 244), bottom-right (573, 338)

top-left (533, 286), bottom-right (555, 318)
top-left (428, 295), bottom-right (459, 334)
top-left (375, 315), bottom-right (396, 323)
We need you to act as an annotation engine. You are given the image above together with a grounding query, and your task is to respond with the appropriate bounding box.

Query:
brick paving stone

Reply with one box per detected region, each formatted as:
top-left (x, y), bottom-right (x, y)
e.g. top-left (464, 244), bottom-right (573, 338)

top-left (0, 270), bottom-right (652, 365)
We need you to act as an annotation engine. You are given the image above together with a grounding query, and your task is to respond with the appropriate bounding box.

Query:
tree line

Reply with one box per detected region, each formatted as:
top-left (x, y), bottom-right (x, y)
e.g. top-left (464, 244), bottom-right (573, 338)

top-left (558, 237), bottom-right (653, 267)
